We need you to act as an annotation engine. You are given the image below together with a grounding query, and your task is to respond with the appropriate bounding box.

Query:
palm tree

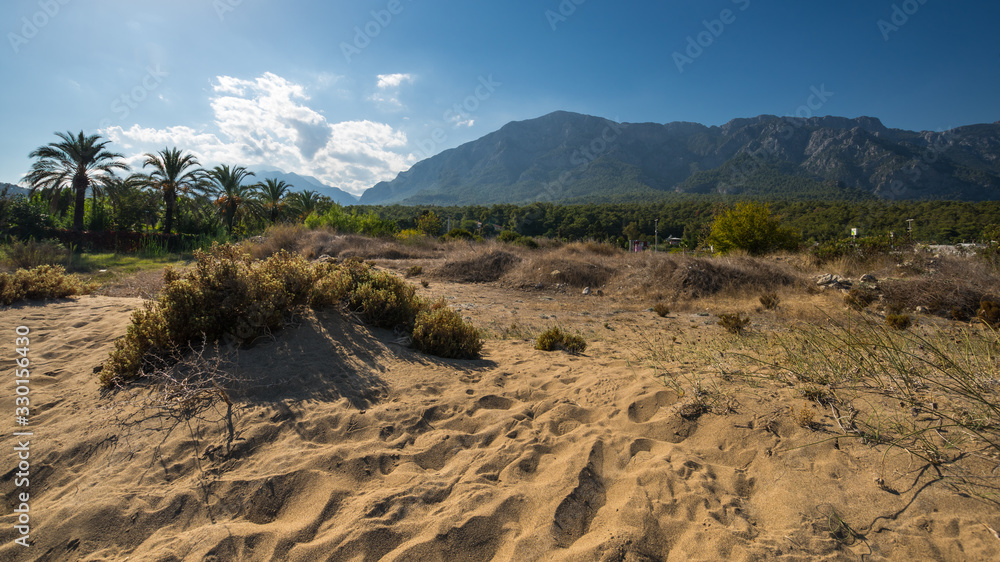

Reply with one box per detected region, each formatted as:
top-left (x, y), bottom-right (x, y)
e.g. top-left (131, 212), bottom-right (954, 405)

top-left (288, 190), bottom-right (321, 221)
top-left (208, 165), bottom-right (258, 234)
top-left (24, 131), bottom-right (129, 231)
top-left (105, 174), bottom-right (160, 231)
top-left (136, 148), bottom-right (205, 234)
top-left (258, 178), bottom-right (293, 223)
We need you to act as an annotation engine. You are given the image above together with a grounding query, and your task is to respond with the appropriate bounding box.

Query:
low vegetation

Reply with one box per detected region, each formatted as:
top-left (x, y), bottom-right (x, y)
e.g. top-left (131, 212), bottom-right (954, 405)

top-left (0, 265), bottom-right (94, 305)
top-left (100, 244), bottom-right (481, 387)
top-left (535, 326), bottom-right (587, 354)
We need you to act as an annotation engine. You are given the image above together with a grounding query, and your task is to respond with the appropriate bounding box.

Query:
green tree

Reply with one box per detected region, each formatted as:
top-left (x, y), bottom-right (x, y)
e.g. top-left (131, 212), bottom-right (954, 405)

top-left (416, 210), bottom-right (443, 236)
top-left (289, 190), bottom-right (321, 221)
top-left (24, 131), bottom-right (129, 231)
top-left (706, 201), bottom-right (799, 255)
top-left (104, 175), bottom-right (161, 231)
top-left (136, 148), bottom-right (205, 234)
top-left (208, 165), bottom-right (257, 234)
top-left (258, 178), bottom-right (292, 223)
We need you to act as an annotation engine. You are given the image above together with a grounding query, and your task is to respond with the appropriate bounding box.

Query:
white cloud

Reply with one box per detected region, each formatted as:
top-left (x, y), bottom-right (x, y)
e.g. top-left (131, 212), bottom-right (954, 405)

top-left (376, 73), bottom-right (414, 89)
top-left (369, 73), bottom-right (415, 111)
top-left (100, 72), bottom-right (410, 195)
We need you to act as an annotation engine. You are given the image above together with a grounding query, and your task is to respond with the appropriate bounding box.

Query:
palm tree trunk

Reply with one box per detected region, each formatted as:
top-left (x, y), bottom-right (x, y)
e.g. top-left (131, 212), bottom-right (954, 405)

top-left (163, 187), bottom-right (175, 234)
top-left (72, 176), bottom-right (87, 231)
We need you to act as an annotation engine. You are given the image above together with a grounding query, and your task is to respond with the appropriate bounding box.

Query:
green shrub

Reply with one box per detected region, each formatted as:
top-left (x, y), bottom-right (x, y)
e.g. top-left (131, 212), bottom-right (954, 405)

top-left (0, 265), bottom-right (93, 305)
top-left (497, 230), bottom-right (539, 249)
top-left (346, 269), bottom-right (422, 329)
top-left (405, 265), bottom-right (423, 278)
top-left (497, 230), bottom-right (521, 243)
top-left (305, 204), bottom-right (397, 237)
top-left (535, 326), bottom-right (587, 354)
top-left (412, 301), bottom-right (483, 359)
top-left (514, 236), bottom-right (540, 249)
top-left (718, 312), bottom-right (750, 335)
top-left (706, 201), bottom-right (799, 255)
top-left (886, 313), bottom-right (913, 331)
top-left (2, 239), bottom-right (70, 270)
top-left (442, 228), bottom-right (474, 241)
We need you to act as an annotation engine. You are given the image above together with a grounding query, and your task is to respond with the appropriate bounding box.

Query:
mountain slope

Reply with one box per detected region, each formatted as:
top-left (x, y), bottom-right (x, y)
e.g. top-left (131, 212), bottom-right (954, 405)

top-left (359, 112), bottom-right (1000, 205)
top-left (249, 168), bottom-right (358, 204)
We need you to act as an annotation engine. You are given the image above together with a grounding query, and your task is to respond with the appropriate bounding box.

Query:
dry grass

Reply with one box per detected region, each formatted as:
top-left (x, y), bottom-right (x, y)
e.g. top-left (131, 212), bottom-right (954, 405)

top-left (248, 224), bottom-right (438, 262)
top-left (435, 248), bottom-right (522, 283)
top-left (93, 269), bottom-right (168, 299)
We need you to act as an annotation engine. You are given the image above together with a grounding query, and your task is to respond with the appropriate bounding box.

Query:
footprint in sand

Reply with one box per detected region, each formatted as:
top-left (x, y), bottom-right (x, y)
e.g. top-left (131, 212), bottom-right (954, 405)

top-left (551, 441), bottom-right (606, 548)
top-left (627, 390), bottom-right (679, 423)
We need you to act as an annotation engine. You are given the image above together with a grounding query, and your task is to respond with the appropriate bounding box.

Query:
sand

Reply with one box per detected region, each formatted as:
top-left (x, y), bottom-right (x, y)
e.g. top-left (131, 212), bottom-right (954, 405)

top-left (2, 280), bottom-right (1000, 561)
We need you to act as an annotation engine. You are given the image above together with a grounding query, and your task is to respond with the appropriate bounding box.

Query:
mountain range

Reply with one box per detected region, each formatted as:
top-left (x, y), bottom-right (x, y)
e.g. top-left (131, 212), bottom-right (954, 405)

top-left (249, 167), bottom-right (358, 205)
top-left (360, 111), bottom-right (1000, 205)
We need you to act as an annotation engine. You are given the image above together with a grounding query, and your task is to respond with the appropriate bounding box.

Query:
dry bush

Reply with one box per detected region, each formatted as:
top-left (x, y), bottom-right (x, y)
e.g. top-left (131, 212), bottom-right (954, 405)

top-left (0, 264), bottom-right (93, 304)
top-left (436, 249), bottom-right (522, 283)
top-left (248, 223), bottom-right (309, 260)
top-left (255, 229), bottom-right (437, 262)
top-left (504, 249), bottom-right (616, 289)
top-left (563, 240), bottom-right (620, 256)
top-left (880, 258), bottom-right (1000, 319)
top-left (759, 292), bottom-right (780, 310)
top-left (653, 302), bottom-right (670, 317)
top-left (659, 256), bottom-right (797, 300)
top-left (886, 313), bottom-right (913, 331)
top-left (978, 299), bottom-right (1000, 328)
top-left (718, 312), bottom-right (750, 335)
top-left (100, 244), bottom-right (480, 387)
top-left (844, 286), bottom-right (878, 311)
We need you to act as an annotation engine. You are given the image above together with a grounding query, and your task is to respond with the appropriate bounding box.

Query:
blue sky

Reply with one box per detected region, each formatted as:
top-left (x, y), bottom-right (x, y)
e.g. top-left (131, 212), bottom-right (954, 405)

top-left (2, 0), bottom-right (998, 195)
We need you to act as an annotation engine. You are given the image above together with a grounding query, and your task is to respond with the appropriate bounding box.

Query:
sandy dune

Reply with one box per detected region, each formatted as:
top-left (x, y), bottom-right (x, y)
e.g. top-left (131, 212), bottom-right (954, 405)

top-left (2, 284), bottom-right (1000, 561)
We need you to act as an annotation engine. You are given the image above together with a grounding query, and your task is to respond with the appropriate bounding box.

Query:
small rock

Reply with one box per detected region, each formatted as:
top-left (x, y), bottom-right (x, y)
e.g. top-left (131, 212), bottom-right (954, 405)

top-left (534, 283), bottom-right (544, 289)
top-left (582, 287), bottom-right (592, 295)
top-left (915, 306), bottom-right (928, 314)
top-left (816, 273), bottom-right (835, 286)
top-left (550, 270), bottom-right (561, 277)
top-left (316, 254), bottom-right (335, 263)
top-left (860, 274), bottom-right (877, 283)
